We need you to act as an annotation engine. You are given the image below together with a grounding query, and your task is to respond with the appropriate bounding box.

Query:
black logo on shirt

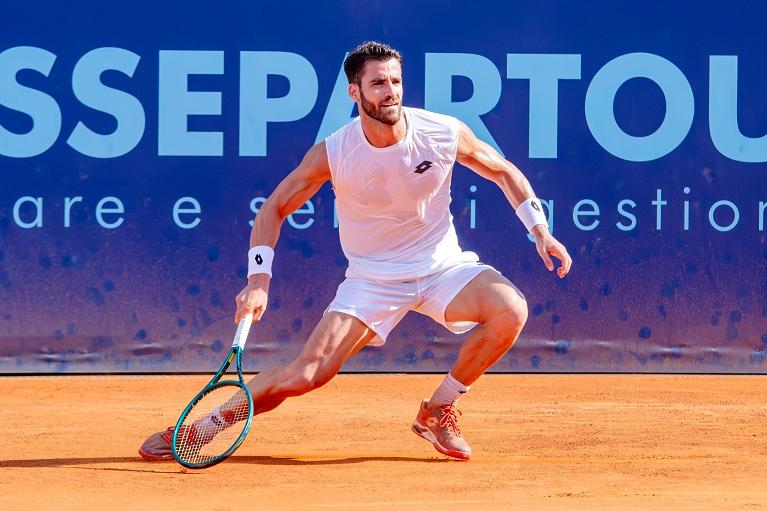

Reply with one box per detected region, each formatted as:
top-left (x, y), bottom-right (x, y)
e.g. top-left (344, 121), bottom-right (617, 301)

top-left (414, 161), bottom-right (433, 174)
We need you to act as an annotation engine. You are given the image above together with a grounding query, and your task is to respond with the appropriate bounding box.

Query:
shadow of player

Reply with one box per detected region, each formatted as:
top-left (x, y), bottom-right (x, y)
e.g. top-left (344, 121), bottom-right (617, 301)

top-left (0, 454), bottom-right (448, 472)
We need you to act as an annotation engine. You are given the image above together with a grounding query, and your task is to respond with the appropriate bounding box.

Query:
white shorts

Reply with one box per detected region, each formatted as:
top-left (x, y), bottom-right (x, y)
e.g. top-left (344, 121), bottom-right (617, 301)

top-left (325, 258), bottom-right (499, 346)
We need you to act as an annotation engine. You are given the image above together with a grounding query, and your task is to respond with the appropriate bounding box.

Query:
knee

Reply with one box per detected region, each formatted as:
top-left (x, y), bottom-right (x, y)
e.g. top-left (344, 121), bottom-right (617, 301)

top-left (279, 359), bottom-right (335, 397)
top-left (483, 299), bottom-right (528, 349)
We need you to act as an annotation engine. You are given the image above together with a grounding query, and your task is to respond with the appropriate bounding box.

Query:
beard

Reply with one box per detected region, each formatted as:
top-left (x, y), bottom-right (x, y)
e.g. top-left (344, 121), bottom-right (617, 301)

top-left (359, 89), bottom-right (401, 126)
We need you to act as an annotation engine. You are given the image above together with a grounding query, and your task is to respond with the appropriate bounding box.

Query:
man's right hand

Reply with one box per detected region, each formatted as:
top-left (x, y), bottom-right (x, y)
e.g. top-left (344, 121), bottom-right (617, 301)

top-left (235, 274), bottom-right (270, 323)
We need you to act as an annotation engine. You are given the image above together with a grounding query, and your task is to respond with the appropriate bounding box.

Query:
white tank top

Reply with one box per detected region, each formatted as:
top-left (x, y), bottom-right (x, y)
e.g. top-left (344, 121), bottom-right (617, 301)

top-left (325, 107), bottom-right (475, 282)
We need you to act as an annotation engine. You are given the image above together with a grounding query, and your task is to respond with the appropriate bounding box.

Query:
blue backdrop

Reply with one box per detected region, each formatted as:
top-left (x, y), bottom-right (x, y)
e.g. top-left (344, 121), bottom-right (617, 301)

top-left (1, 1), bottom-right (765, 373)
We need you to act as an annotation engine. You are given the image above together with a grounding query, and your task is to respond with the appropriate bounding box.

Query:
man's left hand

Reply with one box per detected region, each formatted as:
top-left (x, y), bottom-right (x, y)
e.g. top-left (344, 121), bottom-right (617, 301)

top-left (531, 224), bottom-right (572, 278)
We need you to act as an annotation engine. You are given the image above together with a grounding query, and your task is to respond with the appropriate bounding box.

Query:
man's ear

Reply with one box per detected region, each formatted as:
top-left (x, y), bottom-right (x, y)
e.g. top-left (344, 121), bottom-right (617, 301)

top-left (348, 83), bottom-right (359, 102)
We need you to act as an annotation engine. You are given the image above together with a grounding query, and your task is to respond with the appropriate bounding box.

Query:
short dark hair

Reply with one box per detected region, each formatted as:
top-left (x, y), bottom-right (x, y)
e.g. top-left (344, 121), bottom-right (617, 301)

top-left (343, 41), bottom-right (403, 85)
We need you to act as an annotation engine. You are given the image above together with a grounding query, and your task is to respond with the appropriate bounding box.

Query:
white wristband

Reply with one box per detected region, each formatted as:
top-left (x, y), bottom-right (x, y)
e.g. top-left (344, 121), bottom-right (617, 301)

top-left (515, 198), bottom-right (547, 233)
top-left (247, 246), bottom-right (274, 278)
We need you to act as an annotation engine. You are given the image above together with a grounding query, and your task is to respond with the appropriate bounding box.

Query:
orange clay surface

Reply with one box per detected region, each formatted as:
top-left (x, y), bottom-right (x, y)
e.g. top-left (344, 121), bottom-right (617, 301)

top-left (1, 374), bottom-right (766, 511)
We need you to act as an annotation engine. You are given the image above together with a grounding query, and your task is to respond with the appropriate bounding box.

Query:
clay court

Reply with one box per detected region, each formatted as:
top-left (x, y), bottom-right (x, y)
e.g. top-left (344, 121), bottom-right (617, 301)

top-left (2, 374), bottom-right (765, 510)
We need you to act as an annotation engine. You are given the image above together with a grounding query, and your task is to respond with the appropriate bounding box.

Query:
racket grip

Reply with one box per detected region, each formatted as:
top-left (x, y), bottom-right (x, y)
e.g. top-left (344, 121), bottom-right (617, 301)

top-left (232, 313), bottom-right (254, 348)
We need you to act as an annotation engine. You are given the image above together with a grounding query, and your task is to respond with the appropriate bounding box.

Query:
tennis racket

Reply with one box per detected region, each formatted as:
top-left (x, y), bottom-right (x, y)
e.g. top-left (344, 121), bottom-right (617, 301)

top-left (172, 313), bottom-right (254, 468)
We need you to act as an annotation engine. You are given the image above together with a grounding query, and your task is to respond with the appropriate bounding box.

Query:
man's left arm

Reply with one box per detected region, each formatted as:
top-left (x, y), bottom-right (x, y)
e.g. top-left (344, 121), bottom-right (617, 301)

top-left (455, 120), bottom-right (572, 278)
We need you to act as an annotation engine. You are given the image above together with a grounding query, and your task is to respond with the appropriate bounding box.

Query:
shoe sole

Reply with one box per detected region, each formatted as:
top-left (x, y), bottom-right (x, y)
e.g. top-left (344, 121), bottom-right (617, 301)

top-left (138, 447), bottom-right (174, 461)
top-left (411, 422), bottom-right (471, 461)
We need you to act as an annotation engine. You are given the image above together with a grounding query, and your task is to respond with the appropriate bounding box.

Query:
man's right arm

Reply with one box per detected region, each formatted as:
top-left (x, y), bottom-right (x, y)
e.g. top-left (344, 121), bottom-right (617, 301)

top-left (235, 141), bottom-right (331, 323)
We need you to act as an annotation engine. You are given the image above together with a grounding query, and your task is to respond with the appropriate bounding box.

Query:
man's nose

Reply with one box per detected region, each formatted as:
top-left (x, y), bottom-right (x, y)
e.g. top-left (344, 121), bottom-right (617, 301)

top-left (382, 80), bottom-right (397, 97)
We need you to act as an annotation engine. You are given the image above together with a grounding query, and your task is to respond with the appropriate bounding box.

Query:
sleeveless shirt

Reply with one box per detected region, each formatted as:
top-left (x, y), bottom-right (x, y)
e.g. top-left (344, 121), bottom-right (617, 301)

top-left (325, 107), bottom-right (475, 282)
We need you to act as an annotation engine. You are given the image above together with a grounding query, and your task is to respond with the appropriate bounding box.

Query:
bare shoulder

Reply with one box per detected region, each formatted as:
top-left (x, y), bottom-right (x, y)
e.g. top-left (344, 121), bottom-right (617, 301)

top-left (455, 119), bottom-right (482, 159)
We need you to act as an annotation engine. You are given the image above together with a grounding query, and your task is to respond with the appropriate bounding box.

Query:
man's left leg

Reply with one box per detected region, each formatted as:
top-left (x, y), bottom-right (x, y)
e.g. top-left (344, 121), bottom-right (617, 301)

top-left (412, 269), bottom-right (527, 460)
top-left (444, 269), bottom-right (527, 384)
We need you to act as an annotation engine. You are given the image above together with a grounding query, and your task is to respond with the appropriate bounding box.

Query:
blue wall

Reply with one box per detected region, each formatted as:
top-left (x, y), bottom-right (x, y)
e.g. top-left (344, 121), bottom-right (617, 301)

top-left (1, 1), bottom-right (766, 373)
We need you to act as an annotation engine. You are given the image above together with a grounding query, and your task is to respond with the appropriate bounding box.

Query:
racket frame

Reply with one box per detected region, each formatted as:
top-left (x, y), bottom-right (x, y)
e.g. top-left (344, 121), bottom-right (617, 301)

top-left (172, 314), bottom-right (254, 468)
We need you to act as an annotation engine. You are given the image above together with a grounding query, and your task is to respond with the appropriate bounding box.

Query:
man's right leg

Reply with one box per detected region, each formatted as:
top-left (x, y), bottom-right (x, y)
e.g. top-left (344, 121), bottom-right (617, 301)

top-left (243, 311), bottom-right (376, 415)
top-left (138, 311), bottom-right (375, 460)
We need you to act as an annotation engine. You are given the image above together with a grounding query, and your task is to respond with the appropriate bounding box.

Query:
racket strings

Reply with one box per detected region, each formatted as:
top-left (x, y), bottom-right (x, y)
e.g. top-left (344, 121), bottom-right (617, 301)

top-left (174, 385), bottom-right (252, 465)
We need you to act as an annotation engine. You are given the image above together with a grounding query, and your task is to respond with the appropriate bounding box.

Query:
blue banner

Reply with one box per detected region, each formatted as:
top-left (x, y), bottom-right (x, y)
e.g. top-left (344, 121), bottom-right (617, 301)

top-left (1, 1), bottom-right (765, 373)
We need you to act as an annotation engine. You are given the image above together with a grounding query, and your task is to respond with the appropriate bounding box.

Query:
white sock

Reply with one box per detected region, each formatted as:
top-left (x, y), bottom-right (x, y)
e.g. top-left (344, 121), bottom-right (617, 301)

top-left (198, 408), bottom-right (230, 433)
top-left (429, 372), bottom-right (470, 408)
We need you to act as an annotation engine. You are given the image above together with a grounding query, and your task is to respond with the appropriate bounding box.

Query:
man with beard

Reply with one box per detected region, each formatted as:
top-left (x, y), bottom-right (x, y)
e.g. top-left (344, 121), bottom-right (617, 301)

top-left (139, 41), bottom-right (571, 461)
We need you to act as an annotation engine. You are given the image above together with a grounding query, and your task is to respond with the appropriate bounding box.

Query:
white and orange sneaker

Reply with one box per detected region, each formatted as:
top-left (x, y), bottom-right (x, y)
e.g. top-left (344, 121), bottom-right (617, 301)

top-left (138, 427), bottom-right (175, 460)
top-left (138, 421), bottom-right (218, 461)
top-left (411, 399), bottom-right (472, 460)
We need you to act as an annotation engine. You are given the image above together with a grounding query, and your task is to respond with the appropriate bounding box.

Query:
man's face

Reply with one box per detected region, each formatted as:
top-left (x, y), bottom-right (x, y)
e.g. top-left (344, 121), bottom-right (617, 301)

top-left (352, 58), bottom-right (403, 126)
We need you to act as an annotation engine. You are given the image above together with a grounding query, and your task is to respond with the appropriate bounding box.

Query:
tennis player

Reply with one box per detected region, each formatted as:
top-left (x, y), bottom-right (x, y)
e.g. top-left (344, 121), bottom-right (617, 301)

top-left (140, 41), bottom-right (571, 461)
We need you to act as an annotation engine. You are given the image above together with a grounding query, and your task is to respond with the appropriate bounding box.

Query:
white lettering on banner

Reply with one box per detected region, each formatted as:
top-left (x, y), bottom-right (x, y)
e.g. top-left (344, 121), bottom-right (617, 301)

top-left (709, 56), bottom-right (767, 163)
top-left (507, 54), bottom-right (581, 158)
top-left (64, 196), bottom-right (84, 228)
top-left (67, 47), bottom-right (145, 158)
top-left (0, 47), bottom-right (61, 157)
top-left (95, 196), bottom-right (125, 229)
top-left (0, 187), bottom-right (763, 233)
top-left (173, 197), bottom-right (201, 229)
top-left (586, 53), bottom-right (695, 162)
top-left (0, 48), bottom-right (764, 162)
top-left (759, 202), bottom-right (767, 231)
top-left (12, 196), bottom-right (43, 228)
top-left (425, 53), bottom-right (504, 154)
top-left (573, 199), bottom-right (600, 231)
top-left (708, 200), bottom-right (740, 232)
top-left (11, 196), bottom-right (125, 229)
top-left (158, 51), bottom-right (224, 156)
top-left (652, 188), bottom-right (668, 230)
top-left (616, 199), bottom-right (637, 231)
top-left (240, 52), bottom-right (318, 156)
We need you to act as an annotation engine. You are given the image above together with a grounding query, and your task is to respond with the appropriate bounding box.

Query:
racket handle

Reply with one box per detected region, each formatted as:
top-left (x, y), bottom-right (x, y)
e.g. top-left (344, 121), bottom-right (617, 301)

top-left (232, 313), bottom-right (254, 348)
